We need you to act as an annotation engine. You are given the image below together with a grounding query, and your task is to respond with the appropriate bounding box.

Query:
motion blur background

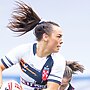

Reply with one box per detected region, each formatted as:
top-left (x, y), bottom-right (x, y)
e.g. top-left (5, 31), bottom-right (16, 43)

top-left (0, 0), bottom-right (90, 89)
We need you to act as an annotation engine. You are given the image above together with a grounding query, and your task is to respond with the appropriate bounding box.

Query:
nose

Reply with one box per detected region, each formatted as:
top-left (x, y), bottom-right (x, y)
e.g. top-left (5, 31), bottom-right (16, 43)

top-left (60, 41), bottom-right (63, 45)
top-left (60, 38), bottom-right (63, 45)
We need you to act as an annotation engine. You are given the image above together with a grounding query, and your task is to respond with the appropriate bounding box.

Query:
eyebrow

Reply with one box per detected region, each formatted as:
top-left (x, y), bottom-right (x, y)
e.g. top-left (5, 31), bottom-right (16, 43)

top-left (58, 34), bottom-right (63, 36)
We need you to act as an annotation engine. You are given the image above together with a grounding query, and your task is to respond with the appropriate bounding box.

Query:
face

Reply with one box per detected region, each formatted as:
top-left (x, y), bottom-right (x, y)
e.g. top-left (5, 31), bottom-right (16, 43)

top-left (60, 77), bottom-right (71, 90)
top-left (46, 25), bottom-right (63, 53)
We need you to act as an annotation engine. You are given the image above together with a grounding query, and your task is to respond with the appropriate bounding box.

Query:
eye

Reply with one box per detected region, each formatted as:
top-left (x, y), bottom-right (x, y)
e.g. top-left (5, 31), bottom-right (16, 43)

top-left (57, 34), bottom-right (62, 38)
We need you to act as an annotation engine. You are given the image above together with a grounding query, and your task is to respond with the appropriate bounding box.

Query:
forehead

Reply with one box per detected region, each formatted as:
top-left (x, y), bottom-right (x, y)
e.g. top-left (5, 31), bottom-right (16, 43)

top-left (52, 25), bottom-right (63, 35)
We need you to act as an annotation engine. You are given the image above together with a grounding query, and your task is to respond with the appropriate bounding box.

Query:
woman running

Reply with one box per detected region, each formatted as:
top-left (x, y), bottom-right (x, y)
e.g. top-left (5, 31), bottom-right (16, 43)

top-left (0, 1), bottom-right (66, 90)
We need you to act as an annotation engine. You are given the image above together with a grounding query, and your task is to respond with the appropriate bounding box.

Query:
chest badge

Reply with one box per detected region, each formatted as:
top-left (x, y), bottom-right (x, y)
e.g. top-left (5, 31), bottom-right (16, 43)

top-left (42, 67), bottom-right (49, 81)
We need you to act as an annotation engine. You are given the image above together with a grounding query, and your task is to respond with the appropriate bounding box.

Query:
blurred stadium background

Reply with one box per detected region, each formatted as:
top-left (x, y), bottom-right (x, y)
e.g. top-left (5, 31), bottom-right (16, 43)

top-left (2, 64), bottom-right (90, 90)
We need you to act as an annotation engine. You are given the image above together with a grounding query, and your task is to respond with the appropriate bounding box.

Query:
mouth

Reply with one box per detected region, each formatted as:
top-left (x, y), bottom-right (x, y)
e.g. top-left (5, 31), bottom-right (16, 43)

top-left (57, 46), bottom-right (61, 50)
top-left (57, 42), bottom-right (63, 47)
top-left (57, 45), bottom-right (61, 48)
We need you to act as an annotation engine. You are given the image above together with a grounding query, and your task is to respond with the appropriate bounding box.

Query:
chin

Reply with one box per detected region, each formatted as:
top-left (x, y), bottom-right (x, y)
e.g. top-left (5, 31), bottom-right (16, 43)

top-left (53, 50), bottom-right (59, 53)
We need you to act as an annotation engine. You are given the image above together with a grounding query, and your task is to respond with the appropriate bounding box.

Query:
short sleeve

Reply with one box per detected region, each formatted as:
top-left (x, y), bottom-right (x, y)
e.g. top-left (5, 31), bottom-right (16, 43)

top-left (0, 43), bottom-right (31, 68)
top-left (48, 53), bottom-right (66, 84)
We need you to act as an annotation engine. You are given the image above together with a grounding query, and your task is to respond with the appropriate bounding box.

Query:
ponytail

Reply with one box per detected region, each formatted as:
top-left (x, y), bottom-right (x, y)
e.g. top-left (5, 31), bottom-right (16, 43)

top-left (7, 1), bottom-right (41, 36)
top-left (66, 61), bottom-right (85, 73)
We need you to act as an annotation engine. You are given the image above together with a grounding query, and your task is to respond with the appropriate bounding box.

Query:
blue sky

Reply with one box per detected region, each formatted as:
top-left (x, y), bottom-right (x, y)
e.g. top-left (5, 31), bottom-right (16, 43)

top-left (0, 0), bottom-right (90, 76)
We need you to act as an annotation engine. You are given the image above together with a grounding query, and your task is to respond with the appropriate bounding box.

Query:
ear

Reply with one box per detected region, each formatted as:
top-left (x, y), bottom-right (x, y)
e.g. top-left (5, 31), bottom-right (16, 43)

top-left (42, 33), bottom-right (49, 42)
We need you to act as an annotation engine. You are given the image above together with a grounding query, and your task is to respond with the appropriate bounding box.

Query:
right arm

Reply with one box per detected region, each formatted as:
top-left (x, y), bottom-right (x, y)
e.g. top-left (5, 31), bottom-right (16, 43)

top-left (43, 81), bottom-right (60, 90)
top-left (0, 62), bottom-right (6, 88)
top-left (0, 43), bottom-right (31, 88)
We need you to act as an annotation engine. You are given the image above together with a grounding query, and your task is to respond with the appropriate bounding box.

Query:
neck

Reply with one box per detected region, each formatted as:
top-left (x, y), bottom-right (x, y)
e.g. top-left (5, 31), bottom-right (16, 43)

top-left (36, 41), bottom-right (51, 57)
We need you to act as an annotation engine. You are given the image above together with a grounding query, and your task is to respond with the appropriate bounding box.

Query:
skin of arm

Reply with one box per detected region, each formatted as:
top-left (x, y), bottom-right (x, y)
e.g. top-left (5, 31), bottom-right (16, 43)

top-left (0, 63), bottom-right (6, 87)
top-left (43, 82), bottom-right (60, 90)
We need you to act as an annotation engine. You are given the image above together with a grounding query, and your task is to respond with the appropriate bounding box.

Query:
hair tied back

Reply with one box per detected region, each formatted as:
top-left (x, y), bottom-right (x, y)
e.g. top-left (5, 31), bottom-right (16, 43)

top-left (7, 0), bottom-right (41, 36)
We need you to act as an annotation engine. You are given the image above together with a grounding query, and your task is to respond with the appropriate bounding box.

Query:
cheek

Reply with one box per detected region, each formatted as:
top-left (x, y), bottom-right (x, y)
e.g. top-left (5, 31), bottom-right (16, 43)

top-left (48, 40), bottom-right (58, 50)
top-left (47, 36), bottom-right (58, 48)
top-left (52, 39), bottom-right (59, 45)
top-left (50, 39), bottom-right (58, 46)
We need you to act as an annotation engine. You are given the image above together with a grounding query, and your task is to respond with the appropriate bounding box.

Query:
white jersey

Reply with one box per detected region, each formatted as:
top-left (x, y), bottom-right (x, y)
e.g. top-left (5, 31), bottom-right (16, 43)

top-left (1, 42), bottom-right (65, 90)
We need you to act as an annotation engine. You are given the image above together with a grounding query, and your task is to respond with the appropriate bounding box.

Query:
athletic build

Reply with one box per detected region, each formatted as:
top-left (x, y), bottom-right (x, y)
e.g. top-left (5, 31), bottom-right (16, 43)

top-left (0, 1), bottom-right (65, 90)
top-left (0, 42), bottom-right (65, 90)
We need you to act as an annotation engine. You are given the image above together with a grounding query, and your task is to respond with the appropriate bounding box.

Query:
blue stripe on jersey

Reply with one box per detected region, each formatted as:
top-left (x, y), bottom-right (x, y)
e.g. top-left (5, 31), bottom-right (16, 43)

top-left (50, 74), bottom-right (61, 79)
top-left (48, 79), bottom-right (61, 85)
top-left (1, 58), bottom-right (8, 68)
top-left (5, 56), bottom-right (14, 66)
top-left (20, 55), bottom-right (54, 85)
top-left (41, 55), bottom-right (54, 85)
top-left (33, 43), bottom-right (37, 55)
top-left (20, 59), bottom-right (42, 83)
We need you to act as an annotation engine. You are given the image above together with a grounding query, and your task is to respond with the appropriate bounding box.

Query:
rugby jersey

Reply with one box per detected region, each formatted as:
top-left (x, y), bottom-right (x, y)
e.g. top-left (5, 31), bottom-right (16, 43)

top-left (0, 42), bottom-right (65, 90)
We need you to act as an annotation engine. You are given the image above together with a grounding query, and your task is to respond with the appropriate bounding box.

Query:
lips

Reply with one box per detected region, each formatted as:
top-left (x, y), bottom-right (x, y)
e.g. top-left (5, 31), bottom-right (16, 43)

top-left (57, 46), bottom-right (60, 48)
top-left (57, 45), bottom-right (61, 47)
top-left (57, 46), bottom-right (61, 49)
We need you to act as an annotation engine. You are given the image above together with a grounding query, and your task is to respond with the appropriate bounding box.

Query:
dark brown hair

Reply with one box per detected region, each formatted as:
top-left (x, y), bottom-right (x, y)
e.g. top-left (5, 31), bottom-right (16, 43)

top-left (7, 1), bottom-right (60, 41)
top-left (66, 61), bottom-right (85, 73)
top-left (63, 61), bottom-right (85, 81)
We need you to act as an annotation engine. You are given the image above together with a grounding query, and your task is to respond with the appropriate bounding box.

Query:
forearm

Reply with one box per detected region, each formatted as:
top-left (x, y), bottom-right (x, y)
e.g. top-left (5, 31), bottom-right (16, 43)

top-left (0, 67), bottom-right (3, 88)
top-left (59, 84), bottom-right (68, 90)
top-left (43, 88), bottom-right (58, 90)
top-left (0, 63), bottom-right (5, 88)
top-left (42, 84), bottom-right (61, 90)
top-left (42, 88), bottom-right (50, 90)
top-left (43, 87), bottom-right (61, 90)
